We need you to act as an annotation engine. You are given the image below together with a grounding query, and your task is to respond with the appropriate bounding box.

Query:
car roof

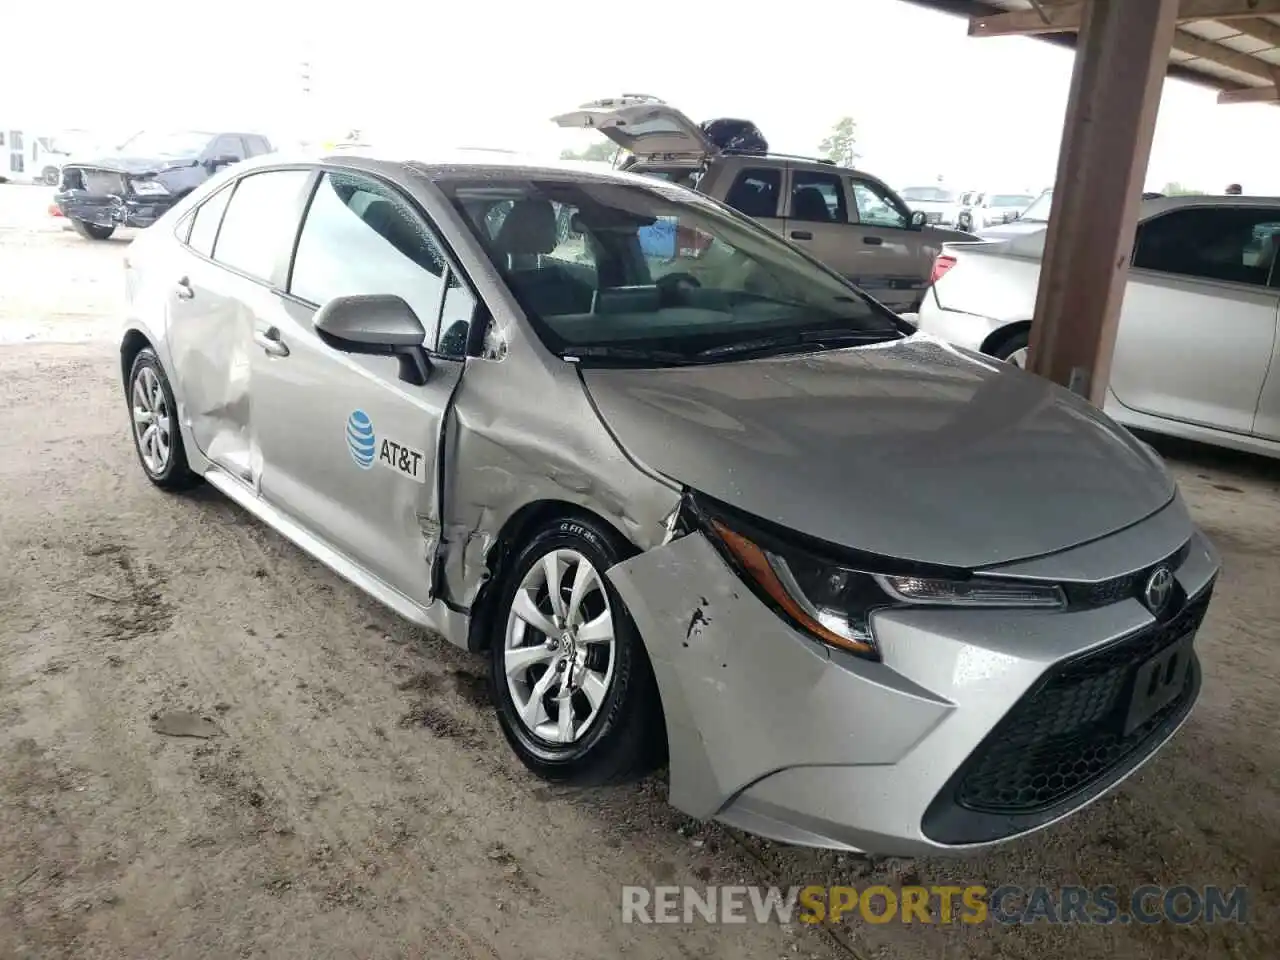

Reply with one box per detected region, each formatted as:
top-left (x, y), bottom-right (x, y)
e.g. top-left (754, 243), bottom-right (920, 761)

top-left (228, 147), bottom-right (658, 187)
top-left (1139, 194), bottom-right (1280, 213)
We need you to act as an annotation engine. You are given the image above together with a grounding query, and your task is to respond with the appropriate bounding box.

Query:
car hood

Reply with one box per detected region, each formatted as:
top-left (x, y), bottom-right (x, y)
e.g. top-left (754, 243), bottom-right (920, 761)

top-left (63, 153), bottom-right (194, 174)
top-left (579, 336), bottom-right (1175, 568)
top-left (977, 219), bottom-right (1049, 240)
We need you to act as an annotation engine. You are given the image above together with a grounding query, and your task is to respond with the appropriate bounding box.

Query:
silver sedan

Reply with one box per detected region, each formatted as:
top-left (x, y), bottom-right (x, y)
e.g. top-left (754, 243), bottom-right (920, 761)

top-left (119, 150), bottom-right (1218, 854)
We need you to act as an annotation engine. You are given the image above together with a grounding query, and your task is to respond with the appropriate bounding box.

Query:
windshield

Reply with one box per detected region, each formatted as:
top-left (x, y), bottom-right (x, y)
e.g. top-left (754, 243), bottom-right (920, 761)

top-left (1019, 190), bottom-right (1053, 222)
top-left (900, 187), bottom-right (956, 203)
top-left (442, 177), bottom-right (900, 362)
top-left (115, 130), bottom-right (212, 158)
top-left (990, 194), bottom-right (1035, 208)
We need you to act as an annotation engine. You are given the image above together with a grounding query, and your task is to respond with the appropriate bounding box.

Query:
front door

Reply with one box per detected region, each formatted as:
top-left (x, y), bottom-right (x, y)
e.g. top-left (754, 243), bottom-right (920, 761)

top-left (843, 176), bottom-right (926, 311)
top-left (1111, 205), bottom-right (1280, 435)
top-left (251, 169), bottom-right (477, 607)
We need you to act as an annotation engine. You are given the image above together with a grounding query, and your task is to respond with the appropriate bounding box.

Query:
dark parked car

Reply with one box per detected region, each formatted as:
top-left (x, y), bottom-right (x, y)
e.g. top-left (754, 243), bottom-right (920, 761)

top-left (55, 130), bottom-right (273, 239)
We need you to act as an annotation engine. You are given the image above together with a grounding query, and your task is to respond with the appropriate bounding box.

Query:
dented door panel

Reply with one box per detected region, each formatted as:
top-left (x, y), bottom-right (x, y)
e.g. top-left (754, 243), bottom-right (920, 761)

top-left (166, 255), bottom-right (261, 482)
top-left (253, 298), bottom-right (462, 609)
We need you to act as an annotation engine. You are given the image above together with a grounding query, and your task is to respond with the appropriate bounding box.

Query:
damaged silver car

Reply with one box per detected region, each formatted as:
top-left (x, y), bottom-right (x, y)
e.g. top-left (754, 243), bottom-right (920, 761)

top-left (119, 150), bottom-right (1219, 855)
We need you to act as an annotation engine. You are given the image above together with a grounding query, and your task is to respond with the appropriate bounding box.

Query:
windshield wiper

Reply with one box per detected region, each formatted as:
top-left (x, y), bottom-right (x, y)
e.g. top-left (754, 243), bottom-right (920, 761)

top-left (694, 328), bottom-right (898, 360)
top-left (561, 345), bottom-right (693, 365)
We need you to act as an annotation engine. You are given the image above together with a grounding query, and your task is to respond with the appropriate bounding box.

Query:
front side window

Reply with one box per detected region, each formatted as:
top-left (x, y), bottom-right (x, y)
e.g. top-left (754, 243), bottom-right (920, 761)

top-left (850, 179), bottom-right (908, 229)
top-left (291, 171), bottom-right (451, 344)
top-left (212, 136), bottom-right (247, 161)
top-left (1133, 207), bottom-right (1280, 286)
top-left (1019, 190), bottom-right (1053, 223)
top-left (789, 171), bottom-right (847, 224)
top-left (723, 168), bottom-right (781, 219)
top-left (212, 170), bottom-right (311, 281)
top-left (442, 177), bottom-right (900, 362)
top-left (186, 184), bottom-right (234, 257)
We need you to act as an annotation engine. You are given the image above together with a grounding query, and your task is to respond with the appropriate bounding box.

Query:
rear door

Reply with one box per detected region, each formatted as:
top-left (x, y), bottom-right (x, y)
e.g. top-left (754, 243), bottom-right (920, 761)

top-left (844, 175), bottom-right (929, 311)
top-left (781, 165), bottom-right (857, 278)
top-left (252, 168), bottom-right (477, 608)
top-left (166, 170), bottom-right (313, 482)
top-left (1111, 205), bottom-right (1280, 435)
top-left (718, 164), bottom-right (786, 237)
top-left (552, 97), bottom-right (717, 162)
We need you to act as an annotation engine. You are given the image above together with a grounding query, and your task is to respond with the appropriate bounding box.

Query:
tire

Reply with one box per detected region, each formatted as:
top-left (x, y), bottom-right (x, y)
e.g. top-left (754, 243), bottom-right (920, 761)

top-left (42, 166), bottom-right (60, 186)
top-left (991, 329), bottom-right (1030, 368)
top-left (127, 348), bottom-right (201, 491)
top-left (71, 219), bottom-right (115, 240)
top-left (490, 515), bottom-right (663, 785)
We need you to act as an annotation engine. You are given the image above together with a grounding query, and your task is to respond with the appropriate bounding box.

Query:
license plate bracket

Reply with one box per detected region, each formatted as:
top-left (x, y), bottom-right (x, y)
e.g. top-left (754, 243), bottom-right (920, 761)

top-left (1123, 635), bottom-right (1193, 735)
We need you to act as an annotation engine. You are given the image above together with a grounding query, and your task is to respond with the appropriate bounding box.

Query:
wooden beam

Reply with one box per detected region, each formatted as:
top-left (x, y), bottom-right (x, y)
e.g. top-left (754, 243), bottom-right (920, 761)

top-left (1217, 68), bottom-right (1280, 100)
top-left (1026, 0), bottom-right (1179, 404)
top-left (1172, 28), bottom-right (1280, 80)
top-left (1234, 15), bottom-right (1280, 47)
top-left (971, 0), bottom-right (1280, 37)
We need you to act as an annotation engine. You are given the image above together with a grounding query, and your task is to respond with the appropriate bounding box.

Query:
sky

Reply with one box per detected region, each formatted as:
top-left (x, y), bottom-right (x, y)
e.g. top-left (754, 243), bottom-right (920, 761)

top-left (4, 0), bottom-right (1279, 194)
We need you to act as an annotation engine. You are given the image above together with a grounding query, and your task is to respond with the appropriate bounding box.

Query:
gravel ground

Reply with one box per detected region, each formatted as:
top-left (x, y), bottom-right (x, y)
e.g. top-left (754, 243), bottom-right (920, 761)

top-left (0, 184), bottom-right (1276, 959)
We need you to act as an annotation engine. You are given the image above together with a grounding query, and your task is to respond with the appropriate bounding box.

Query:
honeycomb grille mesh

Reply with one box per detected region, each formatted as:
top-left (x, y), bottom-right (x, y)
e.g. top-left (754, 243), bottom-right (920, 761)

top-left (956, 590), bottom-right (1210, 814)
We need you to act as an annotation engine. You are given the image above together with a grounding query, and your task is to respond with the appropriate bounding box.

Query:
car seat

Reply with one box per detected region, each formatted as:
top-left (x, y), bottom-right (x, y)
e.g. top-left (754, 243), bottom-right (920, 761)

top-left (791, 186), bottom-right (833, 222)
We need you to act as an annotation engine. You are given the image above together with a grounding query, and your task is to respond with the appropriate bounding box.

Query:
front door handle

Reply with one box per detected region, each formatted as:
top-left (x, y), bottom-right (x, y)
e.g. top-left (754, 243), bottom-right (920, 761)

top-left (863, 236), bottom-right (884, 246)
top-left (790, 230), bottom-right (813, 240)
top-left (175, 276), bottom-right (194, 300)
top-left (253, 326), bottom-right (290, 358)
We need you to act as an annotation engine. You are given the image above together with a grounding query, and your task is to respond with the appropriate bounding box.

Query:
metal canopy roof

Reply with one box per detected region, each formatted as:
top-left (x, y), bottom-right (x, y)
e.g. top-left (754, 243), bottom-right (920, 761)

top-left (904, 0), bottom-right (1280, 103)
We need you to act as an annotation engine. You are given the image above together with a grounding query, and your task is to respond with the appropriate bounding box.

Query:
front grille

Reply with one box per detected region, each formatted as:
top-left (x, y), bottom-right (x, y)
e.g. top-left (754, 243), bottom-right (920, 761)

top-left (79, 169), bottom-right (126, 196)
top-left (1062, 541), bottom-right (1192, 609)
top-left (953, 589), bottom-right (1211, 816)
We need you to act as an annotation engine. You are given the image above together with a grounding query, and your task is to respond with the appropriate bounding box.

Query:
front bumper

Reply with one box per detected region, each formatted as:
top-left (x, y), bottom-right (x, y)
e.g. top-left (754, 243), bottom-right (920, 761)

top-left (53, 189), bottom-right (176, 229)
top-left (607, 497), bottom-right (1218, 855)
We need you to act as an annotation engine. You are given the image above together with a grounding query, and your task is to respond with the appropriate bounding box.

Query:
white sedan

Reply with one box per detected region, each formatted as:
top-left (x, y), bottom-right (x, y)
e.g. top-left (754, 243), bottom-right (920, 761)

top-left (917, 193), bottom-right (1280, 459)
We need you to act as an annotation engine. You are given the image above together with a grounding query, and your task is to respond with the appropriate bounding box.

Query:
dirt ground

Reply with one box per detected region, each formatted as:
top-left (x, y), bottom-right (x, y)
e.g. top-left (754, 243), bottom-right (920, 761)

top-left (0, 184), bottom-right (1276, 960)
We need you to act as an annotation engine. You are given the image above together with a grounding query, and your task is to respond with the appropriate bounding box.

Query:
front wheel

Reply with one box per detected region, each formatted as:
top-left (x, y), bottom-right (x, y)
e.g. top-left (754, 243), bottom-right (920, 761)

top-left (491, 516), bottom-right (663, 785)
top-left (71, 219), bottom-right (115, 240)
top-left (991, 329), bottom-right (1029, 369)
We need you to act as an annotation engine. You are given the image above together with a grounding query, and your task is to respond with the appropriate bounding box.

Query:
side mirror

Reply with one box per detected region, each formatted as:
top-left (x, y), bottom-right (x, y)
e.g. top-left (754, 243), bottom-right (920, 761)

top-left (314, 294), bottom-right (430, 385)
top-left (909, 210), bottom-right (927, 230)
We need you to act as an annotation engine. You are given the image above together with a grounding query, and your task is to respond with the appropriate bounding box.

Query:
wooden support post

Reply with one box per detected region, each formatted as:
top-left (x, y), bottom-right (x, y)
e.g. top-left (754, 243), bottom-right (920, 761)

top-left (1026, 0), bottom-right (1179, 405)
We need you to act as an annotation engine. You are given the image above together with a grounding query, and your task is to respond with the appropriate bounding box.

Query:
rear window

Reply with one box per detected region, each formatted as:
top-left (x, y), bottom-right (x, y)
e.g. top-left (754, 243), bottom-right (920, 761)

top-left (213, 170), bottom-right (311, 281)
top-left (186, 185), bottom-right (233, 257)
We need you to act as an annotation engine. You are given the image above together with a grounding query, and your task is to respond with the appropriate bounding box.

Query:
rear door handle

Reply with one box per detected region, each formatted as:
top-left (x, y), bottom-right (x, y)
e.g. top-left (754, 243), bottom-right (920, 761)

top-left (253, 326), bottom-right (290, 358)
top-left (863, 236), bottom-right (884, 246)
top-left (175, 277), bottom-right (194, 300)
top-left (790, 230), bottom-right (813, 241)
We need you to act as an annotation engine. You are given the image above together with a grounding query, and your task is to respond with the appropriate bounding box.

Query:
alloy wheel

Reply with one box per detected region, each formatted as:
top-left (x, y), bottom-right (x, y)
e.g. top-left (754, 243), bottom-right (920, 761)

top-left (132, 366), bottom-right (172, 474)
top-left (503, 549), bottom-right (617, 745)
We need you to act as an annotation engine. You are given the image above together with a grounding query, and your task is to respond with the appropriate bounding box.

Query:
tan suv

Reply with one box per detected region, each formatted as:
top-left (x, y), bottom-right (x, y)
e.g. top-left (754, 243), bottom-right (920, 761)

top-left (554, 96), bottom-right (975, 312)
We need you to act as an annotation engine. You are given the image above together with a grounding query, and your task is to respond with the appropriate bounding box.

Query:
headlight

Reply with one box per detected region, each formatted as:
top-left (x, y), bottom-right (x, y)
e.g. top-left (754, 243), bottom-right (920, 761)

top-left (704, 511), bottom-right (1065, 660)
top-left (131, 179), bottom-right (169, 196)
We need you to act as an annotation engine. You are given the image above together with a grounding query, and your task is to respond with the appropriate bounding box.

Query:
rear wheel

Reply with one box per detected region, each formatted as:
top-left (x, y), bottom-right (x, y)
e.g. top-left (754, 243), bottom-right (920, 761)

top-left (490, 516), bottom-right (662, 785)
top-left (991, 329), bottom-right (1029, 369)
top-left (71, 219), bottom-right (115, 240)
top-left (127, 349), bottom-right (200, 491)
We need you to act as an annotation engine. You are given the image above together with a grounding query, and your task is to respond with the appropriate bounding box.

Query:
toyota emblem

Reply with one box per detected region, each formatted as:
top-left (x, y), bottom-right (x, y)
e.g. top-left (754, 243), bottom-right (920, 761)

top-left (1143, 566), bottom-right (1174, 614)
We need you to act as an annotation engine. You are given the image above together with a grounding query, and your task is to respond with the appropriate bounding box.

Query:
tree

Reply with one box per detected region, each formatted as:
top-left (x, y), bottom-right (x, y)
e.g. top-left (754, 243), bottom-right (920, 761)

top-left (819, 117), bottom-right (859, 167)
top-left (560, 142), bottom-right (619, 163)
top-left (1161, 181), bottom-right (1205, 196)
